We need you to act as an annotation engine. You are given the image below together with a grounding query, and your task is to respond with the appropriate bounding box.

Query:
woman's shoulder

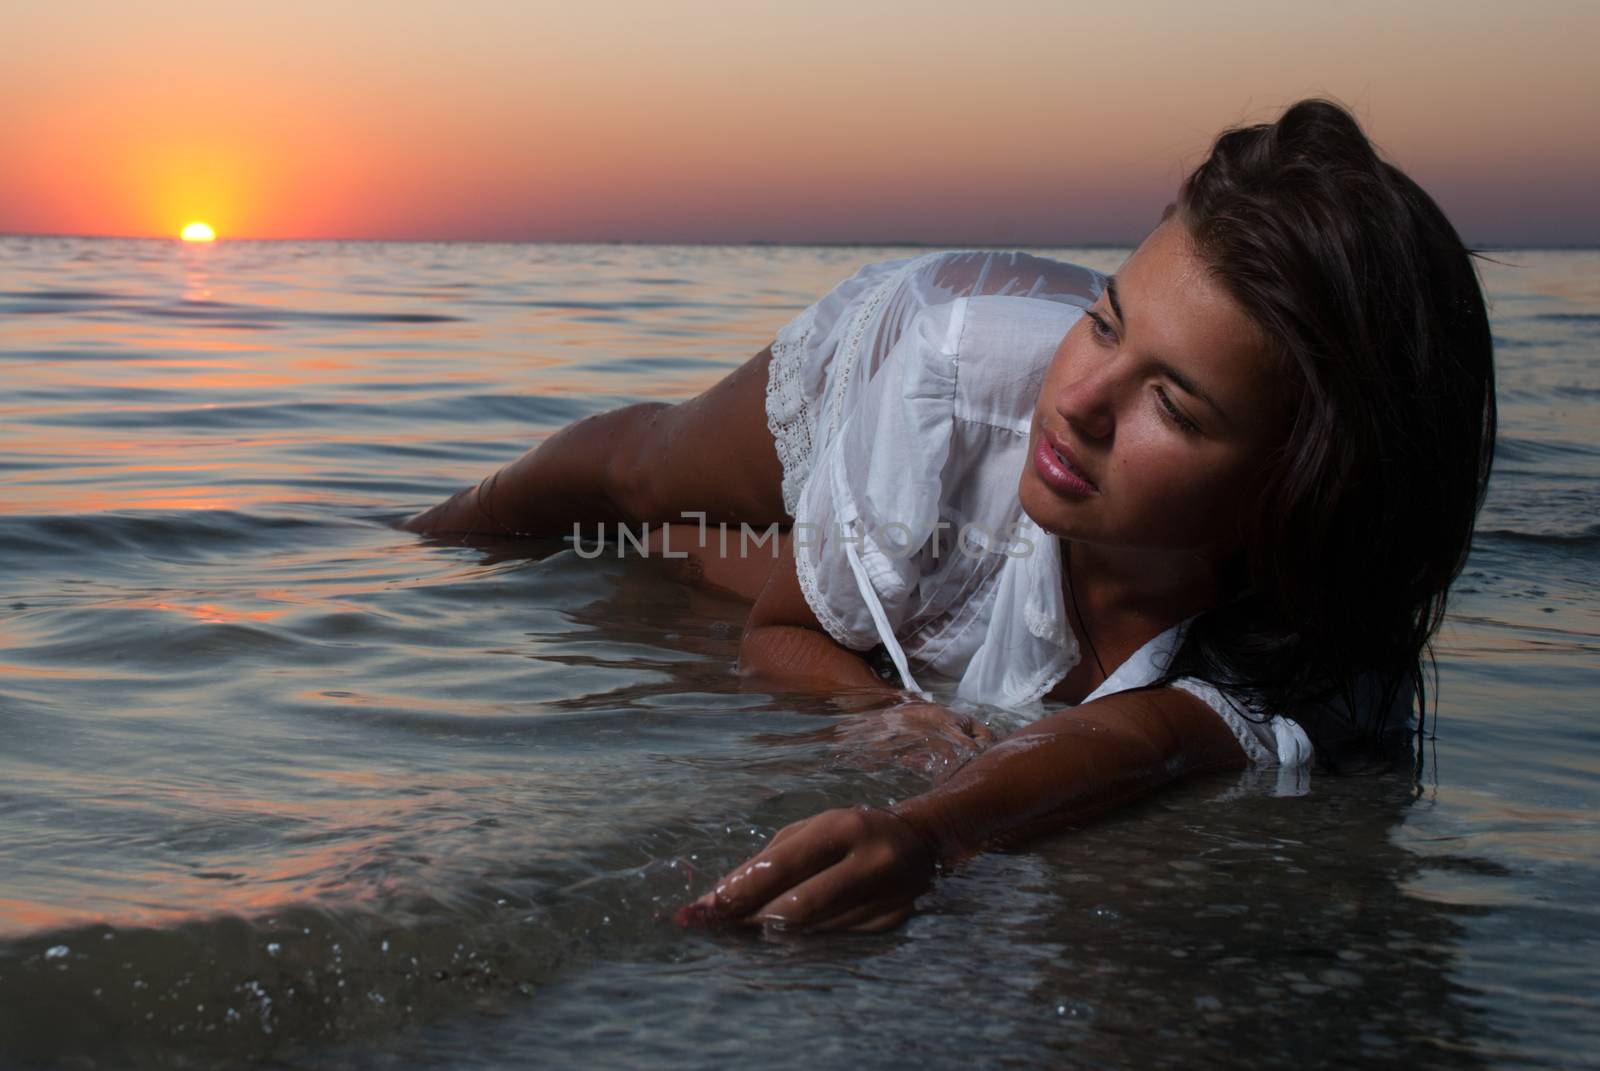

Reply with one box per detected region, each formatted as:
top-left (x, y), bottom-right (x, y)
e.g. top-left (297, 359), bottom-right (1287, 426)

top-left (789, 250), bottom-right (1103, 369)
top-left (885, 250), bottom-right (1107, 308)
top-left (862, 250), bottom-right (1104, 388)
top-left (932, 279), bottom-right (1094, 435)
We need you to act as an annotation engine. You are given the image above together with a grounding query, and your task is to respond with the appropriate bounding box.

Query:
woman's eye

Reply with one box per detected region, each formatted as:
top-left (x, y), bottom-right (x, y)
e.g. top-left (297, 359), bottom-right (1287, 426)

top-left (1085, 311), bottom-right (1116, 344)
top-left (1155, 386), bottom-right (1201, 434)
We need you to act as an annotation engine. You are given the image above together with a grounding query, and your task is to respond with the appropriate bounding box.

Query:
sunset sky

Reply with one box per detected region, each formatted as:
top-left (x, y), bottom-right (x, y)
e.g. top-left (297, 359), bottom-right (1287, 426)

top-left (4, 0), bottom-right (1597, 246)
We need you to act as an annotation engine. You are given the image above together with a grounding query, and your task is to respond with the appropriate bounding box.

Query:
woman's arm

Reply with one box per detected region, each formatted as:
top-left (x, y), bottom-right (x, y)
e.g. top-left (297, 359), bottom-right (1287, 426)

top-left (739, 537), bottom-right (995, 757)
top-left (678, 685), bottom-right (1249, 932)
top-left (739, 534), bottom-right (895, 695)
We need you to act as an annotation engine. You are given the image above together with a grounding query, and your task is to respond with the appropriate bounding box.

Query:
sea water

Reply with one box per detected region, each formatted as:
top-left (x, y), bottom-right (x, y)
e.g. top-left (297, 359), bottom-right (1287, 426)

top-left (0, 237), bottom-right (1595, 1069)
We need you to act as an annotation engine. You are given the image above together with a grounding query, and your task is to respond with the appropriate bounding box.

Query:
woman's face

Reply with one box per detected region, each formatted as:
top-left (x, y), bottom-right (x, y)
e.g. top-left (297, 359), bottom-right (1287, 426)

top-left (1019, 217), bottom-right (1288, 560)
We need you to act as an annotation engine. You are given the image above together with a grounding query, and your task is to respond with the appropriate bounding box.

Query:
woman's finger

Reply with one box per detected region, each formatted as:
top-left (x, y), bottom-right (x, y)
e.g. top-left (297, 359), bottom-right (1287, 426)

top-left (749, 853), bottom-right (879, 931)
top-left (749, 811), bottom-right (934, 932)
top-left (677, 806), bottom-right (937, 930)
top-left (762, 876), bottom-right (920, 933)
top-left (681, 810), bottom-right (858, 924)
top-left (767, 817), bottom-right (811, 848)
top-left (802, 900), bottom-right (916, 933)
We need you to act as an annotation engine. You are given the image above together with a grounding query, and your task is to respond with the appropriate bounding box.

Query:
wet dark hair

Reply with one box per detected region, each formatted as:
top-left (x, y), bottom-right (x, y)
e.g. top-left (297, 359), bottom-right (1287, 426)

top-left (1159, 97), bottom-right (1497, 761)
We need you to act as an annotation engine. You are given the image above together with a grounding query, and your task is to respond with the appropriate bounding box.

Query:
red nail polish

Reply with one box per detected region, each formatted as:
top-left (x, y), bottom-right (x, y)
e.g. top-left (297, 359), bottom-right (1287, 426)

top-left (674, 902), bottom-right (714, 928)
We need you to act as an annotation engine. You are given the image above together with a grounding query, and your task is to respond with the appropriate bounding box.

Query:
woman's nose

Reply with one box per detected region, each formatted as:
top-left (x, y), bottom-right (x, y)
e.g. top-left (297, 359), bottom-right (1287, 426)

top-left (1055, 364), bottom-right (1116, 442)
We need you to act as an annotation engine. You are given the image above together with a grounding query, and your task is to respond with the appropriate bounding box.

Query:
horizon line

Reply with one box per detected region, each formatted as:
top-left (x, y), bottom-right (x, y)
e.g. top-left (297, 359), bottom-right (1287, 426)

top-left (0, 228), bottom-right (1139, 249)
top-left (1, 230), bottom-right (1592, 252)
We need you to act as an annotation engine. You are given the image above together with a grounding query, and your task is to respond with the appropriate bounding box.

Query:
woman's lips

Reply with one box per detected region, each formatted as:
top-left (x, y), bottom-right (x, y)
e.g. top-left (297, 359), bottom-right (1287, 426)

top-left (1033, 433), bottom-right (1100, 497)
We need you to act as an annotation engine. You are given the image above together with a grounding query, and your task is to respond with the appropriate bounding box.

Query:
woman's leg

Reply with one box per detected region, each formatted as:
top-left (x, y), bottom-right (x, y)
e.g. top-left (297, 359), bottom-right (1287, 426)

top-left (641, 523), bottom-right (791, 602)
top-left (401, 346), bottom-right (788, 537)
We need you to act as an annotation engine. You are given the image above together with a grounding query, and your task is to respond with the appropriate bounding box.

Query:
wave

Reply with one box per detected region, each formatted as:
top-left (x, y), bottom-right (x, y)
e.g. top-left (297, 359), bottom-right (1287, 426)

top-left (1492, 436), bottom-right (1600, 466)
top-left (1475, 523), bottom-right (1600, 549)
top-left (0, 510), bottom-right (340, 561)
top-left (0, 288), bottom-right (126, 302)
top-left (0, 292), bottom-right (463, 327)
top-left (0, 346), bottom-right (154, 363)
top-left (1533, 312), bottom-right (1600, 323)
top-left (0, 846), bottom-right (709, 1068)
top-left (20, 391), bottom-right (595, 431)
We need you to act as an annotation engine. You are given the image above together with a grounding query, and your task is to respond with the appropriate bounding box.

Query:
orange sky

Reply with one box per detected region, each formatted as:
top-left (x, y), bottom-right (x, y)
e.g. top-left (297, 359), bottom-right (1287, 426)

top-left (3, 0), bottom-right (1597, 245)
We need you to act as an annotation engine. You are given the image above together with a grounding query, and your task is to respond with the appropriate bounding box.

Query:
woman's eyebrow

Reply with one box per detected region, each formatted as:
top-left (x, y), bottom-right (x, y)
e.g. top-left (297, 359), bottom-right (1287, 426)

top-left (1157, 361), bottom-right (1231, 425)
top-left (1105, 275), bottom-right (1231, 426)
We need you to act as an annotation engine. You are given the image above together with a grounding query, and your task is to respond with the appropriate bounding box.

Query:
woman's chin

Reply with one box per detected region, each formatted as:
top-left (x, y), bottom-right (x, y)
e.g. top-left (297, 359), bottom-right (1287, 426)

top-left (1017, 472), bottom-right (1083, 540)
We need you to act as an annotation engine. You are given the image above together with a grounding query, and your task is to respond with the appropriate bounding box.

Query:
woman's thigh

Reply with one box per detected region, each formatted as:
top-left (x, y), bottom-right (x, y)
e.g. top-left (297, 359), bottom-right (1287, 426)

top-left (404, 346), bottom-right (790, 538)
top-left (620, 345), bottom-right (788, 527)
top-left (642, 523), bottom-right (790, 602)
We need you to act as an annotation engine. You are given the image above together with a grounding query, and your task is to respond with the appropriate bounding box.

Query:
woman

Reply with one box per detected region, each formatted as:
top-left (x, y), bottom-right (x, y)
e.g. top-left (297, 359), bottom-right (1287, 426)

top-left (404, 98), bottom-right (1497, 932)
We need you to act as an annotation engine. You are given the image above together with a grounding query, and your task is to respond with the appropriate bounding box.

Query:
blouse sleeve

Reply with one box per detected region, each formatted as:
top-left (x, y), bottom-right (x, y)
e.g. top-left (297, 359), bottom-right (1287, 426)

top-left (1171, 672), bottom-right (1416, 777)
top-left (1167, 678), bottom-right (1316, 770)
top-left (767, 251), bottom-right (1104, 514)
top-left (766, 256), bottom-right (921, 514)
top-left (789, 301), bottom-right (964, 695)
top-left (770, 251), bottom-right (1105, 692)
top-left (1079, 623), bottom-right (1319, 773)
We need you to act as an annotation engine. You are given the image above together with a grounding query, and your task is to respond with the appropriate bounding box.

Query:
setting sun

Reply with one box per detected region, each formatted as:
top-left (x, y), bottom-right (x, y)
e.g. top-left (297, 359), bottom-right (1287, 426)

top-left (180, 221), bottom-right (216, 242)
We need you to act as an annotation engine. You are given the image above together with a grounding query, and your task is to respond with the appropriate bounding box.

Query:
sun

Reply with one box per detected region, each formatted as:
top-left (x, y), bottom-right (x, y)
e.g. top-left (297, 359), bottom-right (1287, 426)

top-left (180, 221), bottom-right (217, 242)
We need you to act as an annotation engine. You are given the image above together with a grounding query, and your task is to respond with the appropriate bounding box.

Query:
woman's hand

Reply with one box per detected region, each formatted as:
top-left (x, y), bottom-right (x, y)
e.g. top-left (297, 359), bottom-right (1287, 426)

top-left (832, 702), bottom-right (995, 780)
top-left (676, 688), bottom-right (1253, 936)
top-left (675, 805), bottom-right (939, 933)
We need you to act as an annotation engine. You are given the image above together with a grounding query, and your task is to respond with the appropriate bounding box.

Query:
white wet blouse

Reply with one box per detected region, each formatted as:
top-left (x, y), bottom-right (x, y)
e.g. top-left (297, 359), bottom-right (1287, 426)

top-left (763, 250), bottom-right (1316, 771)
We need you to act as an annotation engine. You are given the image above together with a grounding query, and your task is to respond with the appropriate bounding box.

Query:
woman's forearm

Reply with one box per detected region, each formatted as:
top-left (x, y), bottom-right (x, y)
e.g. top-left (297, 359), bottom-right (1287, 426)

top-left (738, 624), bottom-right (896, 696)
top-left (679, 680), bottom-right (1245, 933)
top-left (889, 688), bottom-right (1246, 860)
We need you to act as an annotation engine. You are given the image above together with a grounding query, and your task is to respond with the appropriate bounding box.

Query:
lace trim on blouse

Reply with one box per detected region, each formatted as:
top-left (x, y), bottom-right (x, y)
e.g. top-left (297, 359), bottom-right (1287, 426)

top-left (766, 304), bottom-right (820, 516)
top-left (1169, 678), bottom-right (1275, 766)
top-left (824, 270), bottom-right (903, 446)
top-left (794, 528), bottom-right (867, 650)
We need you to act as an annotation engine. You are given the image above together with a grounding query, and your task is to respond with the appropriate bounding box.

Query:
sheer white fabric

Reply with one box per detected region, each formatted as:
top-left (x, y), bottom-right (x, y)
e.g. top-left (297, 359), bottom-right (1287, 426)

top-left (765, 251), bottom-right (1106, 516)
top-left (764, 250), bottom-right (1316, 770)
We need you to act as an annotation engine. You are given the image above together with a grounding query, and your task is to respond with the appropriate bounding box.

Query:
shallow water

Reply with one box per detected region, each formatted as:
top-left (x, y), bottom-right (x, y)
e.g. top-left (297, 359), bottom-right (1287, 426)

top-left (0, 237), bottom-right (1595, 1069)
